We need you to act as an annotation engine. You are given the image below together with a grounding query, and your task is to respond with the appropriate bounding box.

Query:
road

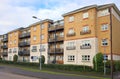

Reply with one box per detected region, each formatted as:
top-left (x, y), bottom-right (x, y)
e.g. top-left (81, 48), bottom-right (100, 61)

top-left (0, 71), bottom-right (40, 79)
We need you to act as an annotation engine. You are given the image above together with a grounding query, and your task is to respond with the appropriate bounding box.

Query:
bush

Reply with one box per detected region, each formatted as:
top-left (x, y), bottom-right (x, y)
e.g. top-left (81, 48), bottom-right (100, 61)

top-left (0, 60), bottom-right (93, 72)
top-left (0, 57), bottom-right (2, 60)
top-left (41, 55), bottom-right (45, 64)
top-left (93, 52), bottom-right (104, 72)
top-left (13, 55), bottom-right (18, 62)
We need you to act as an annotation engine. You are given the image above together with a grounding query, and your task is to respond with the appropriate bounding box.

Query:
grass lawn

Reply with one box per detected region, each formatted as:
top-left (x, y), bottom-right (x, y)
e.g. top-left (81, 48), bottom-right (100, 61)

top-left (0, 63), bottom-right (110, 79)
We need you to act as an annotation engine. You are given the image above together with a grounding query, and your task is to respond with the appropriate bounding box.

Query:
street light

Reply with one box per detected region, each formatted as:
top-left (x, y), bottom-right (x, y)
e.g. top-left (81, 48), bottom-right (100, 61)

top-left (32, 16), bottom-right (42, 70)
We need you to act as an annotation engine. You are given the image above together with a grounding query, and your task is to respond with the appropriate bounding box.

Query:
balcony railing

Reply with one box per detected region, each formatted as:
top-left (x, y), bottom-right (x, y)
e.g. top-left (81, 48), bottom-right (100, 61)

top-left (39, 48), bottom-right (46, 52)
top-left (1, 45), bottom-right (8, 49)
top-left (19, 41), bottom-right (30, 47)
top-left (66, 46), bottom-right (76, 50)
top-left (2, 52), bottom-right (8, 56)
top-left (48, 36), bottom-right (64, 42)
top-left (18, 50), bottom-right (30, 56)
top-left (49, 48), bottom-right (64, 54)
top-left (31, 49), bottom-right (37, 52)
top-left (80, 45), bottom-right (91, 49)
top-left (48, 26), bottom-right (55, 31)
top-left (66, 32), bottom-right (76, 37)
top-left (19, 32), bottom-right (30, 39)
top-left (80, 30), bottom-right (91, 35)
top-left (2, 38), bottom-right (8, 42)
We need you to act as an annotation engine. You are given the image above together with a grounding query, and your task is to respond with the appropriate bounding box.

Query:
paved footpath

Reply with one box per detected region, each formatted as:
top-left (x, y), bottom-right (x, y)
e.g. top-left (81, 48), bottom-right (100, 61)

top-left (0, 66), bottom-right (109, 79)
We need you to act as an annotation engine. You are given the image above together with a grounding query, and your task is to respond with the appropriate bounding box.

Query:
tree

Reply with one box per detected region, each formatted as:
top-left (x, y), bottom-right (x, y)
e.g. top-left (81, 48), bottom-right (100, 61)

top-left (39, 55), bottom-right (45, 64)
top-left (13, 55), bottom-right (18, 62)
top-left (93, 52), bottom-right (104, 72)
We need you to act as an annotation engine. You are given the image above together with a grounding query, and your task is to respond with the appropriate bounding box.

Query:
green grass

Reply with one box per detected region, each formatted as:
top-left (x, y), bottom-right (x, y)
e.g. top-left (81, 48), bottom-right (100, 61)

top-left (0, 63), bottom-right (110, 79)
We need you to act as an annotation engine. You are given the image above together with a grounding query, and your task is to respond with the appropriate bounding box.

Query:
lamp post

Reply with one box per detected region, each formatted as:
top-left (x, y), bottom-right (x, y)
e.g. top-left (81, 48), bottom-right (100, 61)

top-left (32, 16), bottom-right (42, 70)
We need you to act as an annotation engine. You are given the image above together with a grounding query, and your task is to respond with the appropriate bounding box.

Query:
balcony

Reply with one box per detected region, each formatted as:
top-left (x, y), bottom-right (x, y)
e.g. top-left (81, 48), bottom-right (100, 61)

top-left (2, 38), bottom-right (8, 42)
top-left (19, 32), bottom-right (30, 39)
top-left (48, 38), bottom-right (55, 42)
top-left (56, 25), bottom-right (64, 30)
top-left (80, 30), bottom-right (91, 35)
top-left (48, 36), bottom-right (64, 43)
top-left (19, 41), bottom-right (30, 47)
top-left (66, 46), bottom-right (76, 50)
top-left (48, 48), bottom-right (64, 54)
top-left (48, 26), bottom-right (55, 32)
top-left (31, 49), bottom-right (37, 52)
top-left (18, 50), bottom-right (30, 56)
top-left (39, 48), bottom-right (46, 52)
top-left (2, 52), bottom-right (8, 56)
top-left (80, 45), bottom-right (91, 49)
top-left (1, 45), bottom-right (8, 49)
top-left (66, 32), bottom-right (76, 37)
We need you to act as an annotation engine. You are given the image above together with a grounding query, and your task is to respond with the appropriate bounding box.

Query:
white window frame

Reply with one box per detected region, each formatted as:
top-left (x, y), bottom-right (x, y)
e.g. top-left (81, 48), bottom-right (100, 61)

top-left (33, 36), bottom-right (36, 41)
top-left (101, 24), bottom-right (108, 31)
top-left (69, 16), bottom-right (74, 22)
top-left (60, 32), bottom-right (64, 37)
top-left (33, 27), bottom-right (36, 31)
top-left (101, 39), bottom-right (108, 46)
top-left (68, 55), bottom-right (75, 61)
top-left (81, 40), bottom-right (90, 46)
top-left (67, 42), bottom-right (75, 47)
top-left (82, 55), bottom-right (90, 61)
top-left (41, 34), bottom-right (44, 40)
top-left (82, 26), bottom-right (89, 32)
top-left (68, 28), bottom-right (74, 34)
top-left (41, 24), bottom-right (44, 29)
top-left (83, 12), bottom-right (89, 19)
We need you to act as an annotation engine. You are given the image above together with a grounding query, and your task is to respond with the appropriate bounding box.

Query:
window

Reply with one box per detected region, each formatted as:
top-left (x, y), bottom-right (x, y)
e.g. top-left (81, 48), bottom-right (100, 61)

top-left (68, 55), bottom-right (75, 61)
top-left (33, 26), bottom-right (36, 31)
top-left (98, 9), bottom-right (109, 17)
top-left (82, 26), bottom-right (89, 32)
top-left (68, 28), bottom-right (74, 34)
top-left (60, 32), bottom-right (64, 37)
top-left (81, 40), bottom-right (91, 46)
top-left (102, 39), bottom-right (108, 46)
top-left (40, 45), bottom-right (45, 52)
top-left (83, 12), bottom-right (89, 19)
top-left (60, 44), bottom-right (64, 48)
top-left (41, 34), bottom-right (44, 40)
top-left (13, 48), bottom-right (17, 53)
top-left (14, 40), bottom-right (16, 44)
top-left (41, 24), bottom-right (44, 29)
top-left (67, 42), bottom-right (75, 47)
top-left (101, 24), bottom-right (108, 31)
top-left (82, 55), bottom-right (90, 61)
top-left (10, 41), bottom-right (12, 44)
top-left (9, 49), bottom-right (12, 53)
top-left (69, 16), bottom-right (74, 22)
top-left (32, 46), bottom-right (37, 52)
top-left (33, 36), bottom-right (36, 40)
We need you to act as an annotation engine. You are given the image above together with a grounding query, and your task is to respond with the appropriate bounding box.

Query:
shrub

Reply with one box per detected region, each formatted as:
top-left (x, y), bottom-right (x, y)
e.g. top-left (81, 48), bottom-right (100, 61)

top-left (13, 55), bottom-right (18, 62)
top-left (0, 60), bottom-right (93, 72)
top-left (39, 55), bottom-right (45, 64)
top-left (93, 52), bottom-right (104, 72)
top-left (0, 57), bottom-right (2, 60)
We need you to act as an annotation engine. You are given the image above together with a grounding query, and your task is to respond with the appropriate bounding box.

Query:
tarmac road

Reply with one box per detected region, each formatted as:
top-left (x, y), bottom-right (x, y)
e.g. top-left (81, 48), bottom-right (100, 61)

top-left (0, 71), bottom-right (40, 79)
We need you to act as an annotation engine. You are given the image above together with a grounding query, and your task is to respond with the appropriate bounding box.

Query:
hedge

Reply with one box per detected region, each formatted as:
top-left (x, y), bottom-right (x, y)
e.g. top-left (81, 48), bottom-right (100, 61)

top-left (0, 60), bottom-right (93, 72)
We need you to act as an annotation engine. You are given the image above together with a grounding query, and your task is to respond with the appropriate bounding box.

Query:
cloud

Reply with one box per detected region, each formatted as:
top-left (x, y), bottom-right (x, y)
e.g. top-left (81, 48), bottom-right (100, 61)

top-left (0, 0), bottom-right (120, 35)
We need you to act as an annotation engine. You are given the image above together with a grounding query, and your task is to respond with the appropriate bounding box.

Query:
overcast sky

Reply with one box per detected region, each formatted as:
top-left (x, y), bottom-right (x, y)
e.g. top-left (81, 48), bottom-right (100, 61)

top-left (0, 0), bottom-right (120, 35)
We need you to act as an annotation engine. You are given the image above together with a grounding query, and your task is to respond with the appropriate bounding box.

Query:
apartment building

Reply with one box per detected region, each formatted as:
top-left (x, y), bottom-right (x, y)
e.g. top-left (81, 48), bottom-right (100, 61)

top-left (0, 35), bottom-right (3, 58)
top-left (18, 27), bottom-right (31, 62)
top-left (63, 3), bottom-right (120, 66)
top-left (0, 3), bottom-right (120, 66)
top-left (1, 34), bottom-right (8, 60)
top-left (8, 28), bottom-right (23, 61)
top-left (48, 20), bottom-right (64, 64)
top-left (29, 19), bottom-right (53, 64)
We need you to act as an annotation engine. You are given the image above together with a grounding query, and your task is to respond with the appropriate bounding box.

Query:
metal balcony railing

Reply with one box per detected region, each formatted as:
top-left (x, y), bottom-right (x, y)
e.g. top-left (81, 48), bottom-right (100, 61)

top-left (18, 50), bottom-right (30, 56)
top-left (19, 41), bottom-right (30, 47)
top-left (80, 30), bottom-right (91, 35)
top-left (19, 32), bottom-right (30, 38)
top-left (66, 32), bottom-right (76, 37)
top-left (66, 46), bottom-right (76, 50)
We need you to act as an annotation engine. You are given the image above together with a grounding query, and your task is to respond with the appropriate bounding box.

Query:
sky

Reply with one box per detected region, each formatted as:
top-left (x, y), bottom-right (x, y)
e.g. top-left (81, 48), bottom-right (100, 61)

top-left (0, 0), bottom-right (120, 35)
